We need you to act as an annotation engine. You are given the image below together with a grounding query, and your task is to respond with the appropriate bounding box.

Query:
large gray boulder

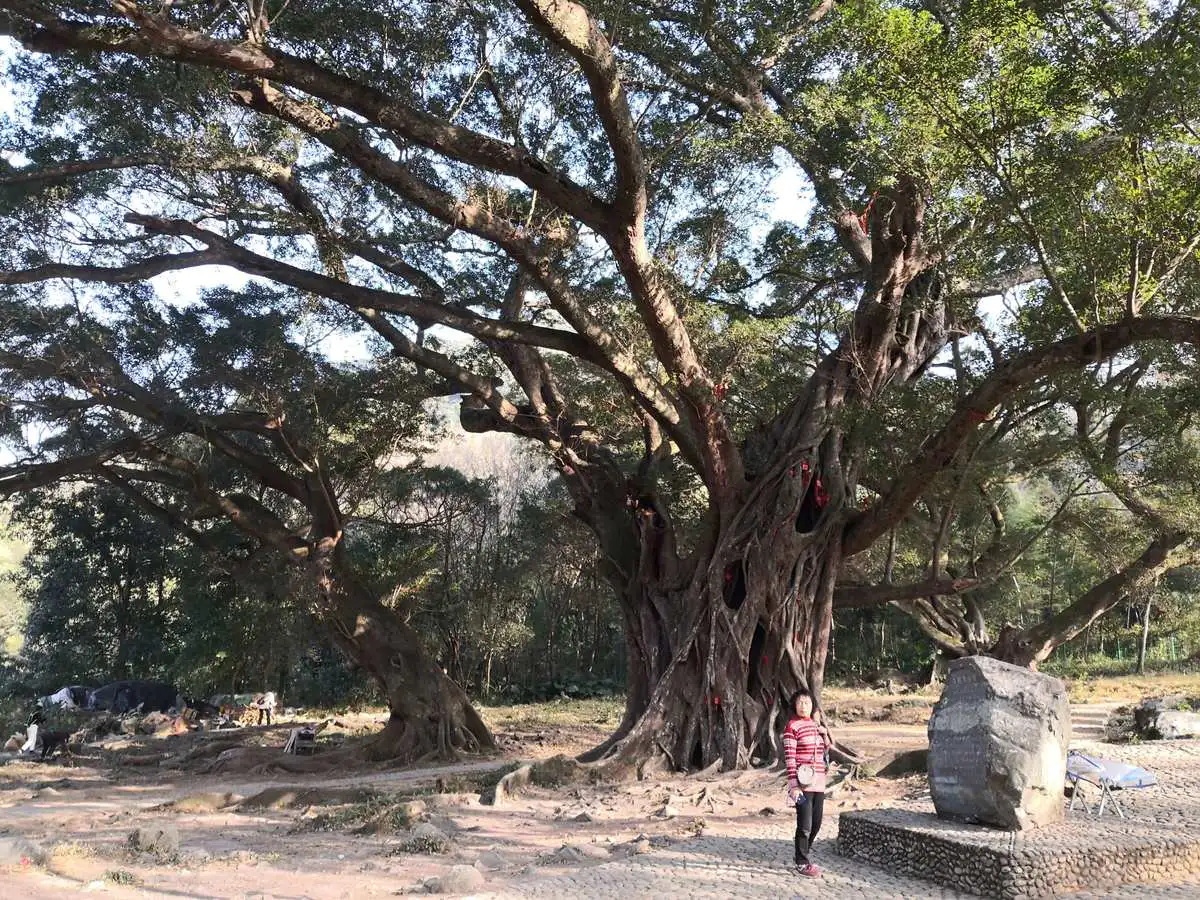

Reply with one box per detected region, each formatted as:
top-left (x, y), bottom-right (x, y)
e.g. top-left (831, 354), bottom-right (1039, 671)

top-left (1155, 709), bottom-right (1200, 739)
top-left (1131, 696), bottom-right (1200, 740)
top-left (928, 656), bottom-right (1071, 830)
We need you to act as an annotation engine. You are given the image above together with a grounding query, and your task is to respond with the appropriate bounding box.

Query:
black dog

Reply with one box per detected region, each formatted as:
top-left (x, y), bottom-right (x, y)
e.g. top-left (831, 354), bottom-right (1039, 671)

top-left (39, 730), bottom-right (71, 761)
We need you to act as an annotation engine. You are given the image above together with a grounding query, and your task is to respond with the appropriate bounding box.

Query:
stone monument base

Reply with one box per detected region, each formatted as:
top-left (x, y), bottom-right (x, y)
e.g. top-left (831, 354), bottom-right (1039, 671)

top-left (838, 807), bottom-right (1200, 899)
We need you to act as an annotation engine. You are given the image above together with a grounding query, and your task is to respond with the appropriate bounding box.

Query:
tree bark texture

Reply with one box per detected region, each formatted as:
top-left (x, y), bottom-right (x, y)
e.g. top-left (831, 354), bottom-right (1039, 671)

top-left (564, 185), bottom-right (965, 770)
top-left (316, 552), bottom-right (496, 761)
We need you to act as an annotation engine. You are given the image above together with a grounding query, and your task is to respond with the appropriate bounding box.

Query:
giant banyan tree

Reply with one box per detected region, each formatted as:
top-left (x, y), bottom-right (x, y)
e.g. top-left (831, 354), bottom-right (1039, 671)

top-left (2, 0), bottom-right (1200, 769)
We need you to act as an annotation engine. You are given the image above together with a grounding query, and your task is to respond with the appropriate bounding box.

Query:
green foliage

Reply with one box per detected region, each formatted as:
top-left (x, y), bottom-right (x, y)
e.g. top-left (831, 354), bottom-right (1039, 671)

top-left (12, 487), bottom-right (179, 686)
top-left (830, 605), bottom-right (936, 679)
top-left (3, 441), bottom-right (624, 706)
top-left (0, 511), bottom-right (28, 657)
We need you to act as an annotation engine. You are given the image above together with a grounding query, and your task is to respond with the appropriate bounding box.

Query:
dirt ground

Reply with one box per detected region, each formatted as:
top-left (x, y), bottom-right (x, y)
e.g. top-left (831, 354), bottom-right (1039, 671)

top-left (0, 676), bottom-right (1190, 899)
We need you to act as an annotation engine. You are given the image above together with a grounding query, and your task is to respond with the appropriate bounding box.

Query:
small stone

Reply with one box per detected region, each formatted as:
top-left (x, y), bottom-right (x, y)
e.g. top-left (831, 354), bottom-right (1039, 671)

top-left (547, 843), bottom-right (583, 864)
top-left (474, 850), bottom-right (508, 872)
top-left (402, 823), bottom-right (449, 854)
top-left (655, 804), bottom-right (679, 819)
top-left (397, 799), bottom-right (427, 820)
top-left (572, 812), bottom-right (594, 823)
top-left (430, 864), bottom-right (484, 894)
top-left (128, 826), bottom-right (180, 857)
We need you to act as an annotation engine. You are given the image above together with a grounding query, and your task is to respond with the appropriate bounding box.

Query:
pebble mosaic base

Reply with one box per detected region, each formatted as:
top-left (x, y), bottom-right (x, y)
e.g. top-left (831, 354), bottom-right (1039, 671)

top-left (837, 806), bottom-right (1200, 899)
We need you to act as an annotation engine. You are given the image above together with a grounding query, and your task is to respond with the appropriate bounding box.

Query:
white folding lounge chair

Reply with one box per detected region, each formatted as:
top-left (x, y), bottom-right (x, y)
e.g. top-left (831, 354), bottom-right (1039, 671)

top-left (1066, 750), bottom-right (1157, 818)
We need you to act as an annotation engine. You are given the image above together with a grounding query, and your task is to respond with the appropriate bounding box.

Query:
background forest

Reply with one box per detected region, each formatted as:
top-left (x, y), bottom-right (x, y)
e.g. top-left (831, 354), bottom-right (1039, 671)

top-left (4, 414), bottom-right (1198, 709)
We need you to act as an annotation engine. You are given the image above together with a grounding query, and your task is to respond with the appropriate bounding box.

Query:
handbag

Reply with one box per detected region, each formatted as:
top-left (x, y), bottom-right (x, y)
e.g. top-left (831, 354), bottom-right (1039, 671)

top-left (791, 727), bottom-right (822, 798)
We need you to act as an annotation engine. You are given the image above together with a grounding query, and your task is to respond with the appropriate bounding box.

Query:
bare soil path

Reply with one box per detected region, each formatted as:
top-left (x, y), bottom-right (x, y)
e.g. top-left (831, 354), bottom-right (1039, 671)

top-left (0, 680), bottom-right (1197, 899)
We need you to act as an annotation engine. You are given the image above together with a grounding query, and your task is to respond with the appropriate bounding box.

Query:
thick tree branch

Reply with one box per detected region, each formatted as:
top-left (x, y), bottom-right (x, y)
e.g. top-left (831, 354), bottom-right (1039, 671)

top-left (0, 436), bottom-right (145, 495)
top-left (834, 575), bottom-right (981, 609)
top-left (8, 0), bottom-right (615, 231)
top-left (845, 315), bottom-right (1200, 555)
top-left (3, 342), bottom-right (314, 507)
top-left (0, 154), bottom-right (154, 184)
top-left (513, 0), bottom-right (646, 225)
top-left (998, 532), bottom-right (1197, 666)
top-left (507, 3), bottom-right (737, 491)
top-left (227, 81), bottom-right (703, 468)
top-left (124, 214), bottom-right (598, 360)
top-left (949, 263), bottom-right (1043, 299)
top-left (0, 250), bottom-right (221, 285)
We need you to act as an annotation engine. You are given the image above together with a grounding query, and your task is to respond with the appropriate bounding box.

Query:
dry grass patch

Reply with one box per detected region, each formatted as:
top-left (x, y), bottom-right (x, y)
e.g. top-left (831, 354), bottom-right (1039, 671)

top-left (291, 793), bottom-right (426, 835)
top-left (1065, 672), bottom-right (1200, 703)
top-left (481, 698), bottom-right (624, 730)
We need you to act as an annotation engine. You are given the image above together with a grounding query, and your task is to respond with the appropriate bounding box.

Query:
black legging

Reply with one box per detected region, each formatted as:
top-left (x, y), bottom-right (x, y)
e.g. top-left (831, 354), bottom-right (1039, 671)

top-left (794, 791), bottom-right (825, 865)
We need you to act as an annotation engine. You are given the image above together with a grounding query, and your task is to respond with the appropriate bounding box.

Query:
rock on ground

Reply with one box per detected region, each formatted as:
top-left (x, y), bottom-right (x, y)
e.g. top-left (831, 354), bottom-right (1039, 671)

top-left (403, 823), bottom-right (449, 854)
top-left (427, 864), bottom-right (484, 894)
top-left (486, 764), bottom-right (533, 807)
top-left (1132, 697), bottom-right (1200, 740)
top-left (1155, 710), bottom-right (1200, 740)
top-left (928, 656), bottom-right (1071, 829)
top-left (474, 850), bottom-right (510, 871)
top-left (160, 792), bottom-right (243, 813)
top-left (128, 826), bottom-right (180, 856)
top-left (0, 836), bottom-right (46, 867)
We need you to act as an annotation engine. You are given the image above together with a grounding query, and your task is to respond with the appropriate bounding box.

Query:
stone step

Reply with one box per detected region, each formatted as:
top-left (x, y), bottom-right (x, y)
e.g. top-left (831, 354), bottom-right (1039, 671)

top-left (1069, 703), bottom-right (1120, 740)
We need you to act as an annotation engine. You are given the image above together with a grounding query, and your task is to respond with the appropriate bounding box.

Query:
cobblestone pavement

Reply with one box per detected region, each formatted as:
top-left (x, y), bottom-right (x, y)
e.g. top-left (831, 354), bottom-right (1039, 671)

top-left (485, 833), bottom-right (1200, 899)
top-left (484, 741), bottom-right (1200, 899)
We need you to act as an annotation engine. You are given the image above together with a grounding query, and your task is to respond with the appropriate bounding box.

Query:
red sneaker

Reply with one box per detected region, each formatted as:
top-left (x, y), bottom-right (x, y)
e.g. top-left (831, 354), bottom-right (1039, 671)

top-left (798, 864), bottom-right (821, 877)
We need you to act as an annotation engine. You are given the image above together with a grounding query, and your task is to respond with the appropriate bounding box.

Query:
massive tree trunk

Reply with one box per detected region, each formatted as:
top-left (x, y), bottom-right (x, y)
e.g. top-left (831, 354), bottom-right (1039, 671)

top-left (631, 550), bottom-right (837, 769)
top-left (580, 443), bottom-right (852, 771)
top-left (314, 552), bottom-right (495, 762)
top-left (576, 182), bottom-right (950, 771)
top-left (572, 370), bottom-right (887, 772)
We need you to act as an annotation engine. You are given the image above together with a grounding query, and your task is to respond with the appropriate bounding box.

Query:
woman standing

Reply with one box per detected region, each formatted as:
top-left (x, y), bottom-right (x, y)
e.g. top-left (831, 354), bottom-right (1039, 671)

top-left (783, 688), bottom-right (830, 877)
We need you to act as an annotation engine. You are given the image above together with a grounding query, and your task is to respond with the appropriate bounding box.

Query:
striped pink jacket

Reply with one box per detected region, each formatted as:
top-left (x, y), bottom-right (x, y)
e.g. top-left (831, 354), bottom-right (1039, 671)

top-left (784, 716), bottom-right (827, 792)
